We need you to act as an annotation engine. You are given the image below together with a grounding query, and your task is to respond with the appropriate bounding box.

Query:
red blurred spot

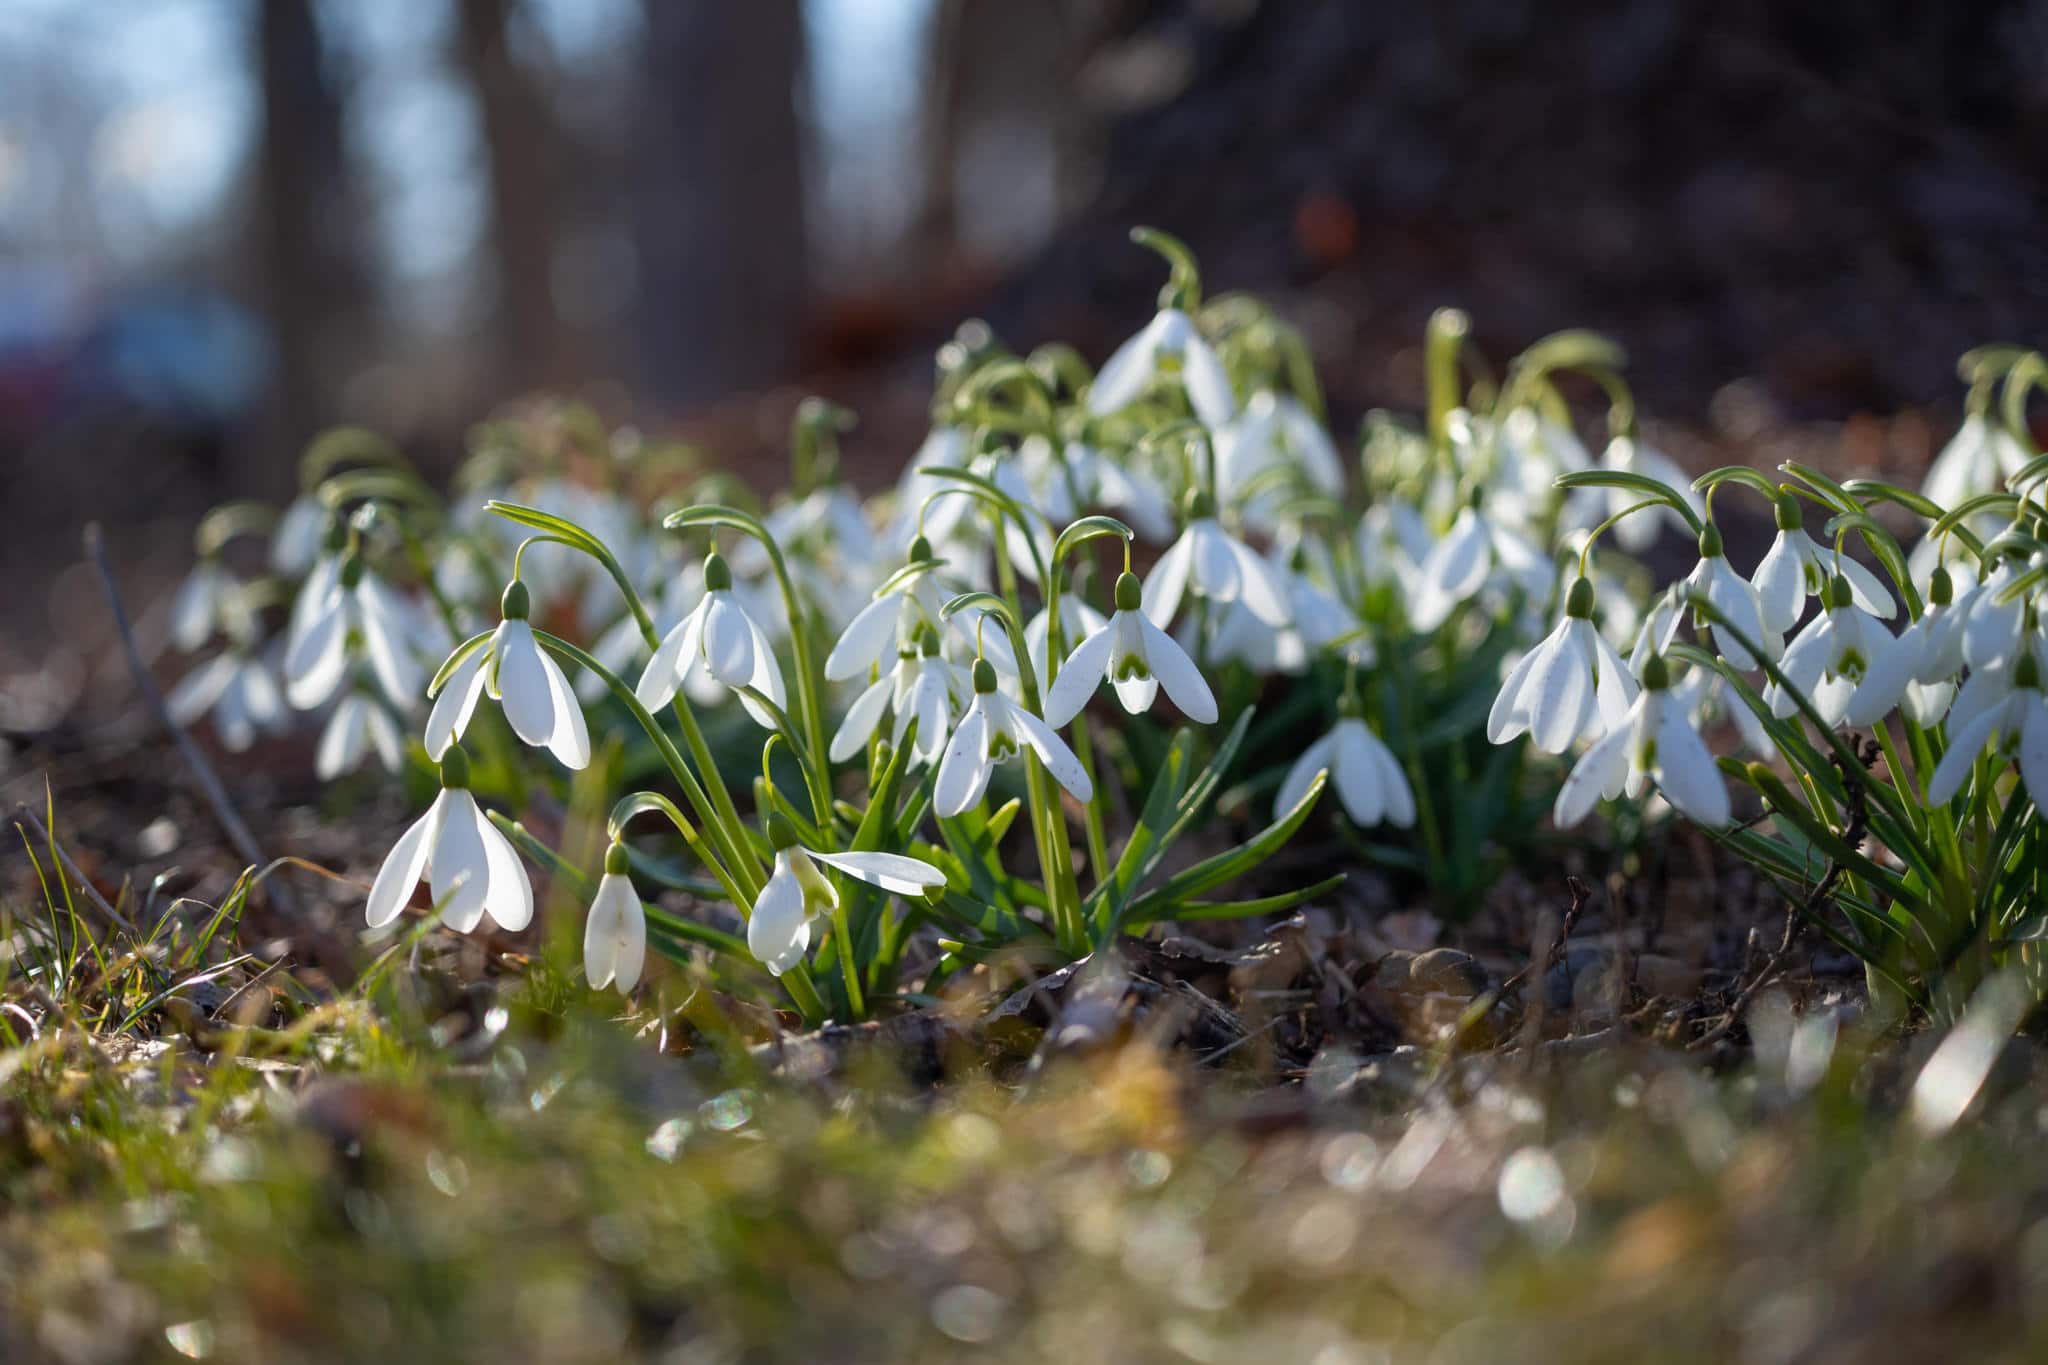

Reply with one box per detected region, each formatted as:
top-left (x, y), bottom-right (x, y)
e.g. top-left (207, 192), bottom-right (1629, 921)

top-left (1294, 193), bottom-right (1359, 269)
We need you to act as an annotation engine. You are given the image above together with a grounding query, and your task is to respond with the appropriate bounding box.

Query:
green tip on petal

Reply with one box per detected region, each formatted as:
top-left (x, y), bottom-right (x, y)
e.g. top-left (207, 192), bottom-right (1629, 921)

top-left (1564, 576), bottom-right (1596, 620)
top-left (604, 841), bottom-right (631, 876)
top-left (765, 812), bottom-right (799, 851)
top-left (919, 630), bottom-right (941, 658)
top-left (322, 516), bottom-right (349, 552)
top-left (972, 657), bottom-right (998, 694)
top-left (703, 551), bottom-right (732, 591)
top-left (1697, 522), bottom-right (1724, 559)
top-left (439, 743), bottom-right (472, 790)
top-left (1826, 574), bottom-right (1854, 609)
top-left (1930, 565), bottom-right (1953, 606)
top-left (1773, 490), bottom-right (1803, 531)
top-left (1182, 487), bottom-right (1214, 521)
top-left (501, 579), bottom-right (531, 621)
top-left (339, 552), bottom-right (366, 590)
top-left (1114, 571), bottom-right (1143, 613)
top-left (2018, 650), bottom-right (2042, 691)
top-left (1640, 654), bottom-right (1672, 691)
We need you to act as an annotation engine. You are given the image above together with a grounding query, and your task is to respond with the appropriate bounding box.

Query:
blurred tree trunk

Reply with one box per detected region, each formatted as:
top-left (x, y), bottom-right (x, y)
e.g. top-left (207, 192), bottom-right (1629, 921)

top-left (252, 0), bottom-right (359, 483)
top-left (454, 0), bottom-right (566, 396)
top-left (633, 0), bottom-right (809, 405)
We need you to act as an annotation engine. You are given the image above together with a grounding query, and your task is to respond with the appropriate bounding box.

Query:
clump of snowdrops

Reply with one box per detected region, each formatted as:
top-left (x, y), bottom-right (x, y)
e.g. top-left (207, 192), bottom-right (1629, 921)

top-left (166, 228), bottom-right (2042, 1024)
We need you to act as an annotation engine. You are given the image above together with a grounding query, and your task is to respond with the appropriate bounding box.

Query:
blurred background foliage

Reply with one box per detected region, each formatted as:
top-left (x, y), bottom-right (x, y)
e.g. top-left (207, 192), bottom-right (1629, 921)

top-left (2, 0), bottom-right (2046, 702)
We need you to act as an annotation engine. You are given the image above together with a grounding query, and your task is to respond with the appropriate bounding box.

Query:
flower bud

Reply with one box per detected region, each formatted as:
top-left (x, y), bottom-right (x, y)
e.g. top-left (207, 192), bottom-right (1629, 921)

top-left (604, 840), bottom-right (631, 876)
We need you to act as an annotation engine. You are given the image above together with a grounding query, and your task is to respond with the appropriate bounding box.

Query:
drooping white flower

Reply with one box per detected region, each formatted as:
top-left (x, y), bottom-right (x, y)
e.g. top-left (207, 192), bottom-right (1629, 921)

top-left (1192, 599), bottom-right (1303, 674)
top-left (1066, 442), bottom-right (1176, 542)
top-left (1142, 495), bottom-right (1291, 629)
top-left (1842, 564), bottom-right (1971, 727)
top-left (584, 843), bottom-right (647, 994)
top-left (1751, 495), bottom-right (1896, 633)
top-left (1088, 307), bottom-right (1236, 429)
top-left (1488, 577), bottom-right (1638, 753)
top-left (1274, 715), bottom-right (1414, 828)
top-left (1025, 596), bottom-right (1111, 693)
top-left (169, 559), bottom-right (234, 653)
top-left (1214, 391), bottom-right (1345, 526)
top-left (634, 552), bottom-right (786, 728)
top-left (1958, 557), bottom-right (2039, 671)
top-left (1681, 523), bottom-right (1781, 670)
top-left (1271, 542), bottom-right (1365, 661)
top-left (1045, 571), bottom-right (1218, 725)
top-left (1765, 577), bottom-right (1901, 727)
top-left (1408, 501), bottom-right (1551, 632)
top-left (316, 687), bottom-right (405, 779)
top-left (167, 649), bottom-right (286, 753)
top-left (365, 746), bottom-right (533, 934)
top-left (1927, 650), bottom-right (2048, 805)
top-left (935, 658), bottom-right (1094, 816)
top-left (271, 494), bottom-right (328, 577)
top-left (829, 632), bottom-right (970, 767)
top-left (825, 537), bottom-right (1013, 683)
top-left (1922, 413), bottom-right (2030, 510)
top-left (1555, 655), bottom-right (1730, 829)
top-left (283, 552), bottom-right (443, 711)
top-left (747, 818), bottom-right (948, 976)
top-left (426, 580), bottom-right (591, 769)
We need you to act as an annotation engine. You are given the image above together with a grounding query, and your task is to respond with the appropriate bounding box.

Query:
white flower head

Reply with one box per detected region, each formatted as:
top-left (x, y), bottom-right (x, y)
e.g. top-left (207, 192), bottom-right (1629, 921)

top-left (1275, 714), bottom-right (1414, 828)
top-left (169, 558), bottom-right (235, 653)
top-left (826, 537), bottom-right (1015, 684)
top-left (634, 551), bottom-right (786, 728)
top-left (1409, 500), bottom-right (1550, 632)
top-left (1767, 576), bottom-right (1901, 727)
top-left (1088, 307), bottom-right (1236, 429)
top-left (748, 817), bottom-right (947, 976)
top-left (1682, 521), bottom-right (1781, 670)
top-left (1488, 576), bottom-right (1639, 754)
top-left (272, 493), bottom-right (329, 577)
top-left (1143, 491), bottom-right (1292, 629)
top-left (1555, 655), bottom-right (1731, 830)
top-left (425, 579), bottom-right (591, 769)
top-left (1045, 571), bottom-right (1219, 726)
top-left (1214, 391), bottom-right (1344, 527)
top-left (584, 843), bottom-right (648, 994)
top-left (1922, 413), bottom-right (2030, 510)
top-left (366, 745), bottom-right (533, 934)
top-left (316, 686), bottom-right (405, 779)
top-left (1751, 493), bottom-right (1896, 634)
top-left (1927, 647), bottom-right (2048, 805)
top-left (829, 629), bottom-right (970, 768)
top-left (167, 648), bottom-right (286, 753)
top-left (283, 550), bottom-right (439, 711)
top-left (935, 656), bottom-right (1094, 817)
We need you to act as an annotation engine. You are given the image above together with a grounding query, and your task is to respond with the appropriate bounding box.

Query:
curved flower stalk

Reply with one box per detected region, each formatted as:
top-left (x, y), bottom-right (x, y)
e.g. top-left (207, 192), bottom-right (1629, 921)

top-left (366, 744), bottom-right (533, 934)
top-left (1763, 576), bottom-right (1904, 727)
top-left (748, 815), bottom-right (946, 976)
top-left (635, 551), bottom-right (787, 728)
top-left (584, 841), bottom-right (647, 994)
top-left (1567, 435), bottom-right (1705, 553)
top-left (1276, 711), bottom-right (1414, 829)
top-left (936, 658), bottom-right (1093, 817)
top-left (167, 647), bottom-right (287, 753)
top-left (1554, 655), bottom-right (1730, 829)
top-left (1488, 577), bottom-right (1638, 753)
top-left (1682, 521), bottom-right (1781, 670)
top-left (1752, 492), bottom-right (1896, 633)
top-left (1143, 491), bottom-right (1292, 629)
top-left (1045, 571), bottom-right (1218, 725)
top-left (829, 631), bottom-right (968, 766)
top-left (426, 580), bottom-right (591, 769)
top-left (1089, 306), bottom-right (1236, 429)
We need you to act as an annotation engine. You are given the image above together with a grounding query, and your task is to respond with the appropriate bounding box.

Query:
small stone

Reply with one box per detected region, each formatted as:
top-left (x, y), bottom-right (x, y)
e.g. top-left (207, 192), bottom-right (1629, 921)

top-left (1407, 948), bottom-right (1488, 997)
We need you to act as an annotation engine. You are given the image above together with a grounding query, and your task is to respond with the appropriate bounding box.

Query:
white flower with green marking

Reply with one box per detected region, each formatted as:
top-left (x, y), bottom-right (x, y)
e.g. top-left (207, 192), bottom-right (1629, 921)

top-left (1045, 571), bottom-right (1217, 725)
top-left (366, 745), bottom-right (532, 934)
top-left (635, 551), bottom-right (786, 728)
top-left (748, 817), bottom-right (947, 976)
top-left (426, 579), bottom-right (590, 770)
top-left (1488, 577), bottom-right (1638, 754)
top-left (1275, 714), bottom-right (1413, 828)
top-left (584, 843), bottom-right (647, 994)
top-left (1555, 655), bottom-right (1729, 829)
top-left (935, 657), bottom-right (1093, 817)
top-left (1088, 307), bottom-right (1235, 429)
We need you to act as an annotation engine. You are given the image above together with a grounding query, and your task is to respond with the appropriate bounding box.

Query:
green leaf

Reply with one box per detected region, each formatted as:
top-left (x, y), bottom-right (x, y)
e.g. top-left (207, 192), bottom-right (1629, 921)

top-left (1120, 771), bottom-right (1328, 924)
top-left (1146, 873), bottom-right (1347, 924)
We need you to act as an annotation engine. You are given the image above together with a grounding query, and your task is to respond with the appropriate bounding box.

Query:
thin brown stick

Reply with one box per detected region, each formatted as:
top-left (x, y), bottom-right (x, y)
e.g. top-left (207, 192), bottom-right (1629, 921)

top-left (14, 798), bottom-right (140, 934)
top-left (84, 523), bottom-right (288, 910)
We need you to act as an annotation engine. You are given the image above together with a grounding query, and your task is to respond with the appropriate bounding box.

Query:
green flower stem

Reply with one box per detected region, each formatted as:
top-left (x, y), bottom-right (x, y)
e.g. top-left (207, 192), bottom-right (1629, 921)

top-left (530, 630), bottom-right (757, 904)
top-left (778, 957), bottom-right (828, 1025)
top-left (1044, 518), bottom-right (1133, 889)
top-left (667, 695), bottom-right (765, 896)
top-left (829, 894), bottom-right (865, 1021)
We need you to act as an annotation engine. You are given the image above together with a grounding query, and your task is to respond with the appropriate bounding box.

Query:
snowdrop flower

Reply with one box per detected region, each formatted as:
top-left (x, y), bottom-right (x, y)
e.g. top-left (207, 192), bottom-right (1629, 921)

top-left (1193, 600), bottom-right (1302, 674)
top-left (1682, 522), bottom-right (1781, 670)
top-left (1488, 577), bottom-right (1638, 753)
top-left (829, 632), bottom-right (969, 767)
top-left (1671, 665), bottom-right (1772, 756)
top-left (316, 686), bottom-right (404, 779)
top-left (1570, 435), bottom-right (1706, 553)
top-left (1837, 565), bottom-right (1969, 727)
top-left (283, 552), bottom-right (439, 710)
top-left (1274, 712), bottom-right (1414, 828)
top-left (1923, 413), bottom-right (2030, 510)
top-left (635, 552), bottom-right (786, 728)
top-left (1927, 650), bottom-right (2048, 805)
top-left (826, 537), bottom-right (1014, 682)
top-left (1555, 655), bottom-right (1730, 829)
top-left (580, 562), bottom-right (722, 709)
top-left (169, 558), bottom-right (234, 653)
top-left (1089, 307), bottom-right (1235, 428)
top-left (426, 580), bottom-right (591, 769)
top-left (1214, 391), bottom-right (1345, 526)
top-left (1751, 493), bottom-right (1895, 633)
top-left (748, 816), bottom-right (947, 976)
top-left (1409, 499), bottom-right (1550, 632)
top-left (1067, 442), bottom-right (1176, 541)
top-left (1355, 501), bottom-right (1432, 599)
top-left (365, 745), bottom-right (533, 934)
top-left (271, 494), bottom-right (328, 576)
top-left (1143, 492), bottom-right (1291, 628)
top-left (1958, 556), bottom-right (2038, 671)
top-left (1046, 571), bottom-right (1218, 725)
top-left (167, 649), bottom-right (286, 753)
top-left (584, 842), bottom-right (647, 994)
top-left (1270, 540), bottom-right (1365, 660)
top-left (936, 658), bottom-right (1094, 816)
top-left (1766, 576), bottom-right (1901, 727)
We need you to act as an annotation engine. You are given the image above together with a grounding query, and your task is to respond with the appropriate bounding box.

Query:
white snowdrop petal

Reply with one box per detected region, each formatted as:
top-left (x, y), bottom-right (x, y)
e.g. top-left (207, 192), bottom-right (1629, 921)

top-left (827, 592), bottom-right (905, 680)
top-left (430, 789), bottom-right (491, 933)
top-left (1527, 629), bottom-right (1594, 756)
top-left (1139, 614), bottom-right (1217, 723)
top-left (1751, 535), bottom-right (1806, 635)
top-left (1651, 706), bottom-right (1730, 827)
top-left (1838, 555), bottom-right (1897, 620)
top-left (494, 620), bottom-right (556, 747)
top-left (748, 861), bottom-right (811, 975)
top-left (1229, 538), bottom-right (1293, 626)
top-left (1142, 532), bottom-right (1194, 628)
top-left (167, 655), bottom-right (237, 725)
top-left (808, 848), bottom-right (947, 896)
top-left (537, 647), bottom-right (591, 769)
top-left (1045, 625), bottom-right (1116, 727)
top-left (830, 674), bottom-right (895, 763)
top-left (1012, 704), bottom-right (1093, 804)
top-left (1087, 324), bottom-right (1160, 417)
top-left (1274, 733), bottom-right (1336, 821)
top-left (1189, 521), bottom-right (1243, 603)
top-left (1367, 734), bottom-right (1417, 828)
top-left (935, 705), bottom-right (992, 817)
top-left (1929, 704), bottom-right (2007, 805)
top-left (476, 803), bottom-right (533, 932)
top-left (1554, 725), bottom-right (1631, 828)
top-left (701, 595), bottom-right (756, 687)
top-left (364, 702), bottom-right (404, 771)
top-left (284, 601), bottom-right (350, 710)
top-left (317, 695), bottom-right (367, 780)
top-left (1486, 645), bottom-right (1544, 744)
top-left (1330, 720), bottom-right (1386, 826)
top-left (2018, 697), bottom-right (2048, 804)
top-left (425, 649), bottom-right (490, 759)
top-left (635, 611), bottom-right (701, 711)
top-left (366, 802), bottom-right (440, 928)
top-left (1180, 333), bottom-right (1237, 428)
